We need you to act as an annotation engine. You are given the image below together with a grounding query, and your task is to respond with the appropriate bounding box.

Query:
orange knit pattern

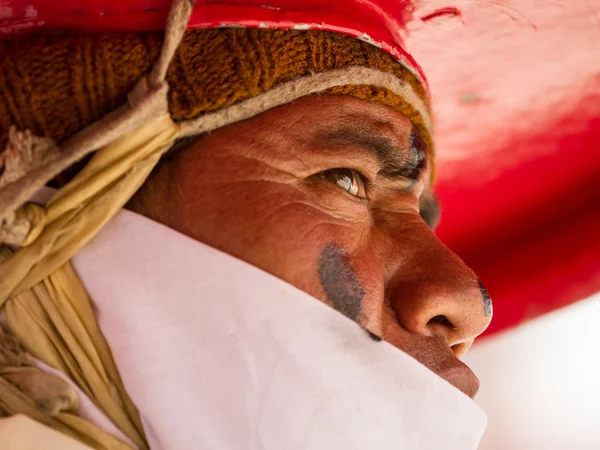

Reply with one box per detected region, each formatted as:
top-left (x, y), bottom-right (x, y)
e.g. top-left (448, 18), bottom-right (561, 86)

top-left (0, 28), bottom-right (431, 151)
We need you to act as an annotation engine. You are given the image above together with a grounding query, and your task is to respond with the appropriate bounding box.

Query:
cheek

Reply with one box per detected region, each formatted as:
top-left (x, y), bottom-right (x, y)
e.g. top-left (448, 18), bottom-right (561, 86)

top-left (227, 193), bottom-right (385, 324)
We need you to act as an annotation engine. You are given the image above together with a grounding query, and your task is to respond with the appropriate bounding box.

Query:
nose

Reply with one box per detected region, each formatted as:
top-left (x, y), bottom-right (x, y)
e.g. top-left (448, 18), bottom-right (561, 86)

top-left (384, 225), bottom-right (492, 357)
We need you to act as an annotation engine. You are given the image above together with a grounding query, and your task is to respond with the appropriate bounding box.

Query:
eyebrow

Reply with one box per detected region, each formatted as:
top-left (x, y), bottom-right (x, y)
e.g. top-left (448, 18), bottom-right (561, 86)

top-left (315, 125), bottom-right (428, 181)
top-left (315, 125), bottom-right (440, 228)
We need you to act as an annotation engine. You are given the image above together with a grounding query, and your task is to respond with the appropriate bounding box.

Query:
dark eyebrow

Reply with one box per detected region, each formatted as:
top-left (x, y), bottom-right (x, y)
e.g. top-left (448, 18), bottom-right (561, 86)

top-left (315, 125), bottom-right (428, 182)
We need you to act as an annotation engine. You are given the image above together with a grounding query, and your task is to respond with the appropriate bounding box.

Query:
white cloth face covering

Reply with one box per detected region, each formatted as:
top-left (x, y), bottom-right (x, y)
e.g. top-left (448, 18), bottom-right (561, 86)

top-left (70, 207), bottom-right (487, 450)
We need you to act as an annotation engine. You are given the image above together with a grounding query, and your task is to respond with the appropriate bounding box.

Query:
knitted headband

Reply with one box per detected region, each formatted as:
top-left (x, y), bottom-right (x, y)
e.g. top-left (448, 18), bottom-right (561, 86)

top-left (0, 28), bottom-right (432, 151)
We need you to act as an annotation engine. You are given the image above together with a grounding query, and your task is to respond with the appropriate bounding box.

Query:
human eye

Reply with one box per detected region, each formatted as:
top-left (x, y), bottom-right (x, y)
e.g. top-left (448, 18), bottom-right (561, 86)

top-left (319, 168), bottom-right (367, 198)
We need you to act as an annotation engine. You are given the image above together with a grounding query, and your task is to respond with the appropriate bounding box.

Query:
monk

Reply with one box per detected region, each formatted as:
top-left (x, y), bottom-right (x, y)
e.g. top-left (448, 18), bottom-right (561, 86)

top-left (0, 1), bottom-right (492, 448)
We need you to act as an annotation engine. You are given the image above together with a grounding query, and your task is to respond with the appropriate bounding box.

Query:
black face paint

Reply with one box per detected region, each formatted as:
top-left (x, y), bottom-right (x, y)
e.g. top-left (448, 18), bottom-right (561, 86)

top-left (318, 244), bottom-right (365, 321)
top-left (478, 280), bottom-right (493, 317)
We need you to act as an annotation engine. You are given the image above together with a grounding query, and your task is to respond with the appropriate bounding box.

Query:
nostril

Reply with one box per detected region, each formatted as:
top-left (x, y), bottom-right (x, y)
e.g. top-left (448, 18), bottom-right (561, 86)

top-left (428, 314), bottom-right (455, 329)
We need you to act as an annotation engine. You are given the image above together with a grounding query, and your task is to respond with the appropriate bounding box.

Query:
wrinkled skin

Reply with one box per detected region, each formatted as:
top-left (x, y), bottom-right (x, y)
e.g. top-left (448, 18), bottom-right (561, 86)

top-left (129, 95), bottom-right (492, 397)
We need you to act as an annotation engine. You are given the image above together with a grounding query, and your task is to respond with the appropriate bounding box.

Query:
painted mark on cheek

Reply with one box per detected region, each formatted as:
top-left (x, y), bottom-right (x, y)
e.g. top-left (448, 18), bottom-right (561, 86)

top-left (478, 280), bottom-right (493, 317)
top-left (318, 244), bottom-right (365, 321)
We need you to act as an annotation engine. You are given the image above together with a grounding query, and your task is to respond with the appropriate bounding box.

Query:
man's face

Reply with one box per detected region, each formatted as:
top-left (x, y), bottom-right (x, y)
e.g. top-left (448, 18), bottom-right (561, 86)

top-left (131, 95), bottom-right (492, 397)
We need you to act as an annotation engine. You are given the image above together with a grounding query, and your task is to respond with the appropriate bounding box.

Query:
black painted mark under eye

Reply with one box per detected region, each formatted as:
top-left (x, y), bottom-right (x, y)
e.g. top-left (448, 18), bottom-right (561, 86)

top-left (318, 244), bottom-right (365, 321)
top-left (478, 280), bottom-right (493, 317)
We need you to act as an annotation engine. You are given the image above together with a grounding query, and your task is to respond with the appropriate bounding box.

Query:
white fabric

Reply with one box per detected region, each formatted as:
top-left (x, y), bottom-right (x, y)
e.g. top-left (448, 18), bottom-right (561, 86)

top-left (71, 209), bottom-right (487, 450)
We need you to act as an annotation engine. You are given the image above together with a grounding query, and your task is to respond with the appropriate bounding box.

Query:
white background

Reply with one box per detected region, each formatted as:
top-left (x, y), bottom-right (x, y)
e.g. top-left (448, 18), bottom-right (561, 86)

top-left (465, 293), bottom-right (600, 450)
